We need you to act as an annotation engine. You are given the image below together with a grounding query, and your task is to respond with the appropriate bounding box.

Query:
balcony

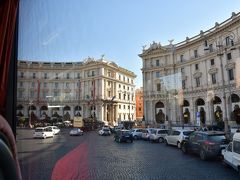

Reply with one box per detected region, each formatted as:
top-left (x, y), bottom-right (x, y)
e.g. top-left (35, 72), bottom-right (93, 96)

top-left (144, 91), bottom-right (166, 99)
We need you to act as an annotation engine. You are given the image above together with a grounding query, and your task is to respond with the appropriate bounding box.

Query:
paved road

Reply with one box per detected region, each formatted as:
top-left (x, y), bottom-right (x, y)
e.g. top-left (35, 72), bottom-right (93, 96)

top-left (17, 128), bottom-right (239, 180)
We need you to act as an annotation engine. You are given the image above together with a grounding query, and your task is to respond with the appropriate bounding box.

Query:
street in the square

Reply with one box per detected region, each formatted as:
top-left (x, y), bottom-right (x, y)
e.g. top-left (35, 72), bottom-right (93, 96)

top-left (17, 128), bottom-right (239, 180)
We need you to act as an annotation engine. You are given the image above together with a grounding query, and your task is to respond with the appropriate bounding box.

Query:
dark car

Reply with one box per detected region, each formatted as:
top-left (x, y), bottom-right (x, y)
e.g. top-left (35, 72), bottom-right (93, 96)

top-left (114, 130), bottom-right (133, 143)
top-left (181, 131), bottom-right (229, 160)
top-left (206, 125), bottom-right (224, 131)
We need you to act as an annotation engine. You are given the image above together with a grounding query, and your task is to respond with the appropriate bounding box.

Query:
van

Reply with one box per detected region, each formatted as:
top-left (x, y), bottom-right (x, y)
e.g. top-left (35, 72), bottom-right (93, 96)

top-left (222, 133), bottom-right (240, 173)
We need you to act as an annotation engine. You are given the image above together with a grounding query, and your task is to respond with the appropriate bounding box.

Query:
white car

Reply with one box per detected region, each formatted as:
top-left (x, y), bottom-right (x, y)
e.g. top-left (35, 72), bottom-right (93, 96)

top-left (165, 129), bottom-right (194, 148)
top-left (69, 128), bottom-right (83, 136)
top-left (141, 128), bottom-right (155, 140)
top-left (99, 128), bottom-right (111, 136)
top-left (222, 133), bottom-right (240, 173)
top-left (131, 128), bottom-right (143, 140)
top-left (46, 126), bottom-right (60, 135)
top-left (33, 127), bottom-right (54, 139)
top-left (149, 129), bottom-right (169, 143)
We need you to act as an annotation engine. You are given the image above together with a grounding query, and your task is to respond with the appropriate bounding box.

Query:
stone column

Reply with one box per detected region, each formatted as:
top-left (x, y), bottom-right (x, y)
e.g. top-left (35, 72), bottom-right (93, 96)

top-left (206, 100), bottom-right (211, 125)
top-left (190, 98), bottom-right (195, 125)
top-left (24, 105), bottom-right (28, 117)
top-left (104, 104), bottom-right (107, 122)
top-left (152, 100), bottom-right (156, 124)
top-left (70, 106), bottom-right (74, 119)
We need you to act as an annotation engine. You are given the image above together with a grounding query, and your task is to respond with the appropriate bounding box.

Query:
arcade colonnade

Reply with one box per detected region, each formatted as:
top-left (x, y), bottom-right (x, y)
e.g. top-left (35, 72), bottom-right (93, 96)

top-left (146, 93), bottom-right (240, 126)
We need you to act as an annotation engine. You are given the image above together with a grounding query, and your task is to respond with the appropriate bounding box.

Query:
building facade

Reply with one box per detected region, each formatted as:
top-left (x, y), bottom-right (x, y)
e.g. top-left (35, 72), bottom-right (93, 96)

top-left (139, 12), bottom-right (240, 127)
top-left (17, 58), bottom-right (136, 125)
top-left (135, 87), bottom-right (144, 121)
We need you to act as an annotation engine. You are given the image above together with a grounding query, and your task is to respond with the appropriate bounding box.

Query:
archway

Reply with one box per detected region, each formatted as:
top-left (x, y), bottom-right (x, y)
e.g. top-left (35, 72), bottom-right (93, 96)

top-left (40, 105), bottom-right (48, 116)
top-left (213, 96), bottom-right (222, 105)
top-left (17, 104), bottom-right (24, 118)
top-left (74, 106), bottom-right (82, 116)
top-left (63, 105), bottom-right (71, 118)
top-left (17, 104), bottom-right (24, 110)
top-left (231, 94), bottom-right (240, 124)
top-left (183, 100), bottom-right (190, 107)
top-left (40, 106), bottom-right (48, 111)
top-left (183, 100), bottom-right (190, 124)
top-left (28, 105), bottom-right (36, 111)
top-left (231, 94), bottom-right (240, 103)
top-left (155, 101), bottom-right (165, 124)
top-left (90, 106), bottom-right (96, 118)
top-left (196, 98), bottom-right (205, 125)
top-left (212, 96), bottom-right (223, 128)
top-left (63, 105), bottom-right (71, 111)
top-left (196, 98), bottom-right (205, 106)
top-left (17, 111), bottom-right (24, 117)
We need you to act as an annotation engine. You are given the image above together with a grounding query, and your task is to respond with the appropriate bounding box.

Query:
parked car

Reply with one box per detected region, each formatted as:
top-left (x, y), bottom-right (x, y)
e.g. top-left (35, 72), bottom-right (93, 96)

top-left (222, 132), bottom-right (240, 172)
top-left (46, 126), bottom-right (60, 135)
top-left (181, 131), bottom-right (228, 160)
top-left (141, 128), bottom-right (155, 140)
top-left (114, 130), bottom-right (133, 143)
top-left (149, 129), bottom-right (169, 143)
top-left (69, 128), bottom-right (83, 136)
top-left (131, 128), bottom-right (143, 140)
top-left (99, 128), bottom-right (111, 136)
top-left (165, 129), bottom-right (194, 148)
top-left (102, 125), bottom-right (110, 130)
top-left (33, 127), bottom-right (54, 139)
top-left (112, 126), bottom-right (123, 133)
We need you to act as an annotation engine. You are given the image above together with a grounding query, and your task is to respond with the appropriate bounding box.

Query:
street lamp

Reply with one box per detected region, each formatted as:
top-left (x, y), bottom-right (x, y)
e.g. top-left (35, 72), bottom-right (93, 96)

top-left (204, 30), bottom-right (236, 135)
top-left (29, 100), bottom-right (33, 128)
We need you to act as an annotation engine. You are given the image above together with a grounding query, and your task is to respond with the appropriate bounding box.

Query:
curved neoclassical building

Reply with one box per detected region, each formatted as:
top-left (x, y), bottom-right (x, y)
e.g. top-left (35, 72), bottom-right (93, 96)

top-left (139, 12), bottom-right (240, 127)
top-left (17, 57), bottom-right (136, 125)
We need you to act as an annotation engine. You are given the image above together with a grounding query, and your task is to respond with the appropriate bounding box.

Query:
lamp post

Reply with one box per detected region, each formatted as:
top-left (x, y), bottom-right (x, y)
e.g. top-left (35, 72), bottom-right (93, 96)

top-left (29, 100), bottom-right (33, 128)
top-left (78, 80), bottom-right (81, 116)
top-left (164, 84), bottom-right (169, 127)
top-left (128, 92), bottom-right (131, 120)
top-left (169, 39), bottom-right (176, 129)
top-left (218, 50), bottom-right (229, 134)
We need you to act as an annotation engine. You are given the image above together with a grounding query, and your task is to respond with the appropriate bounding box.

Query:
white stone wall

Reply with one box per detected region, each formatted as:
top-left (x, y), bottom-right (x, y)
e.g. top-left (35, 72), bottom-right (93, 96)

top-left (17, 59), bottom-right (136, 125)
top-left (140, 13), bottom-right (240, 126)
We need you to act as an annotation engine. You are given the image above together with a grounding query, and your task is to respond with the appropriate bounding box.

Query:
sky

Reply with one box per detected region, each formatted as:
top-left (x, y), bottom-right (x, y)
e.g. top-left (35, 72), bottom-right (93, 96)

top-left (18, 0), bottom-right (240, 88)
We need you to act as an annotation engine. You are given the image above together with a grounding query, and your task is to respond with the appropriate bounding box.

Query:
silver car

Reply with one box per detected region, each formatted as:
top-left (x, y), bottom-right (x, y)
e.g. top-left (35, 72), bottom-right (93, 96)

top-left (131, 128), bottom-right (143, 140)
top-left (149, 129), bottom-right (169, 143)
top-left (165, 129), bottom-right (194, 148)
top-left (69, 128), bottom-right (83, 136)
top-left (141, 128), bottom-right (155, 140)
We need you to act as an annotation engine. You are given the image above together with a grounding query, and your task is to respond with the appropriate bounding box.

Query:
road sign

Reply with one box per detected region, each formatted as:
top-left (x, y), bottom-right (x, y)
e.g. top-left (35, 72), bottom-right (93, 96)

top-left (73, 117), bottom-right (83, 128)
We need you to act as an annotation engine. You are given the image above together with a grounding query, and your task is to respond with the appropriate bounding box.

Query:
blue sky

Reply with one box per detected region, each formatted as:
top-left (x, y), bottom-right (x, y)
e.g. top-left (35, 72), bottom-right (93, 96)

top-left (18, 0), bottom-right (240, 88)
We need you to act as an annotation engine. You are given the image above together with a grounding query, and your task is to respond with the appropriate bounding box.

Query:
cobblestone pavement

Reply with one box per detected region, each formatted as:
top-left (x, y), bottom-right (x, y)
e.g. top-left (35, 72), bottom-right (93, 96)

top-left (17, 129), bottom-right (239, 180)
